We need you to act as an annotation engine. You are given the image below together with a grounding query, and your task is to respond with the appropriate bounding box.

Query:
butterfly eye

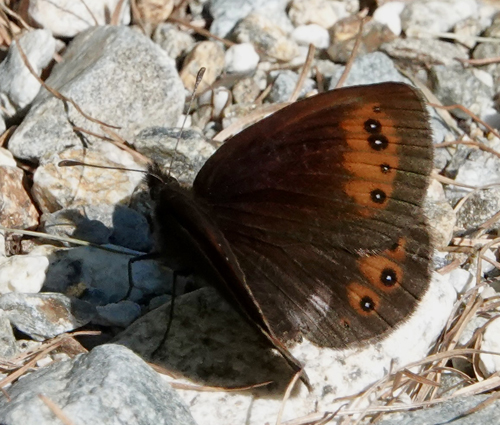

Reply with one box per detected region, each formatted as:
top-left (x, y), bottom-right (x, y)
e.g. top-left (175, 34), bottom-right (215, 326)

top-left (368, 134), bottom-right (389, 151)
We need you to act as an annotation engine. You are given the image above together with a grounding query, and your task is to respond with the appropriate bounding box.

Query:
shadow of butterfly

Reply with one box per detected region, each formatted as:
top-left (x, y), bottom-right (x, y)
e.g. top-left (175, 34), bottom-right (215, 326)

top-left (147, 82), bottom-right (433, 382)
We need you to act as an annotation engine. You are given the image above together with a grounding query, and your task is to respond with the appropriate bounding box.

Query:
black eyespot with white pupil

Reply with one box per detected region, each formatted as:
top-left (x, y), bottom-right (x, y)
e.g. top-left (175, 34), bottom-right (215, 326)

top-left (361, 296), bottom-right (375, 312)
top-left (368, 134), bottom-right (389, 151)
top-left (370, 189), bottom-right (386, 204)
top-left (381, 163), bottom-right (391, 174)
top-left (381, 268), bottom-right (398, 287)
top-left (364, 118), bottom-right (381, 133)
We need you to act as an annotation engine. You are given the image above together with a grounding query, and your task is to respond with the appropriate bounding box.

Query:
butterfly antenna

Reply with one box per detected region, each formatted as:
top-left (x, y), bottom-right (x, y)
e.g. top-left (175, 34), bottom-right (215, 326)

top-left (58, 159), bottom-right (166, 184)
top-left (167, 67), bottom-right (206, 176)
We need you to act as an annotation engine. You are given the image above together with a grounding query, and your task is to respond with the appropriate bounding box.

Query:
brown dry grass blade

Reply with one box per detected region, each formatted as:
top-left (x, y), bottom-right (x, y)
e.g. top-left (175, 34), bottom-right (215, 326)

top-left (0, 331), bottom-right (98, 389)
top-left (289, 43), bottom-right (316, 103)
top-left (276, 370), bottom-right (303, 425)
top-left (334, 12), bottom-right (368, 90)
top-left (39, 394), bottom-right (76, 425)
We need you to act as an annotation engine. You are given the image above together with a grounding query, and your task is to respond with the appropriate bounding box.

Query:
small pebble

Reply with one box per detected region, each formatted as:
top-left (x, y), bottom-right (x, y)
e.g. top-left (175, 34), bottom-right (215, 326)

top-left (224, 43), bottom-right (260, 74)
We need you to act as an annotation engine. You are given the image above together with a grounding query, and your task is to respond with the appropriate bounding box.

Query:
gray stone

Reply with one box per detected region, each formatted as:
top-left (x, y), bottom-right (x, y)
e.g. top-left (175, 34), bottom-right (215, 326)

top-left (8, 26), bottom-right (184, 163)
top-left (0, 29), bottom-right (55, 122)
top-left (232, 77), bottom-right (261, 104)
top-left (94, 300), bottom-right (141, 327)
top-left (381, 37), bottom-right (468, 66)
top-left (266, 70), bottom-right (316, 103)
top-left (0, 344), bottom-right (197, 425)
top-left (456, 187), bottom-right (500, 230)
top-left (153, 23), bottom-right (196, 60)
top-left (0, 292), bottom-right (95, 341)
top-left (0, 309), bottom-right (19, 358)
top-left (429, 65), bottom-right (494, 120)
top-left (425, 181), bottom-right (456, 249)
top-left (473, 42), bottom-right (500, 91)
top-left (43, 246), bottom-right (171, 305)
top-left (133, 127), bottom-right (216, 186)
top-left (454, 146), bottom-right (500, 187)
top-left (233, 13), bottom-right (299, 62)
top-left (40, 204), bottom-right (153, 252)
top-left (209, 0), bottom-right (291, 38)
top-left (328, 52), bottom-right (408, 89)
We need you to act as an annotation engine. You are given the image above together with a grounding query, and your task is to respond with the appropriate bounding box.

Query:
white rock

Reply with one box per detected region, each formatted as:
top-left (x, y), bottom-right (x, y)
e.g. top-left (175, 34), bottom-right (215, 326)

top-left (199, 88), bottom-right (231, 119)
top-left (401, 0), bottom-right (479, 38)
top-left (473, 68), bottom-right (494, 88)
top-left (32, 146), bottom-right (144, 213)
top-left (288, 0), bottom-right (348, 28)
top-left (480, 318), bottom-right (500, 376)
top-left (0, 255), bottom-right (49, 294)
top-left (373, 1), bottom-right (405, 36)
top-left (28, 0), bottom-right (131, 38)
top-left (448, 267), bottom-right (474, 294)
top-left (454, 152), bottom-right (500, 187)
top-left (0, 148), bottom-right (16, 167)
top-left (481, 285), bottom-right (497, 300)
top-left (291, 24), bottom-right (330, 49)
top-left (36, 356), bottom-right (53, 367)
top-left (176, 114), bottom-right (192, 129)
top-left (0, 30), bottom-right (55, 119)
top-left (458, 315), bottom-right (488, 346)
top-left (481, 249), bottom-right (497, 275)
top-left (224, 43), bottom-right (260, 74)
top-left (212, 88), bottom-right (231, 118)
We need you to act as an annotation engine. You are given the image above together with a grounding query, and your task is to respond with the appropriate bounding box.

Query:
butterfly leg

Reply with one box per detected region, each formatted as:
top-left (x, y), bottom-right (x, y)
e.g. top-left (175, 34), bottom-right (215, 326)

top-left (151, 269), bottom-right (193, 357)
top-left (126, 252), bottom-right (161, 300)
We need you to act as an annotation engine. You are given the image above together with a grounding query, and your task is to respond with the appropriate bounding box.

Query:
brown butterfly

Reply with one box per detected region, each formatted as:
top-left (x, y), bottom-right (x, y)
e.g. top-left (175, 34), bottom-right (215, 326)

top-left (147, 82), bottom-right (433, 378)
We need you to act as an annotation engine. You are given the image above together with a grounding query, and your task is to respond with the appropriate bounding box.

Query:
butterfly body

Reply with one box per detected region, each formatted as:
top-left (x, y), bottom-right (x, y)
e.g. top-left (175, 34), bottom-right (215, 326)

top-left (148, 82), bottom-right (433, 371)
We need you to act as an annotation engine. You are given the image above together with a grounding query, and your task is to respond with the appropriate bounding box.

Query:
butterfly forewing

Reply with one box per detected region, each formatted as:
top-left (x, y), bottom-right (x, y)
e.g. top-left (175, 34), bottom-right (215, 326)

top-left (192, 82), bottom-right (433, 348)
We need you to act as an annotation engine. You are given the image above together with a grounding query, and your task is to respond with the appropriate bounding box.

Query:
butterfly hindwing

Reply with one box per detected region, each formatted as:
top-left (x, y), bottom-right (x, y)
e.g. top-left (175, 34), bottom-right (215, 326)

top-left (192, 82), bottom-right (433, 348)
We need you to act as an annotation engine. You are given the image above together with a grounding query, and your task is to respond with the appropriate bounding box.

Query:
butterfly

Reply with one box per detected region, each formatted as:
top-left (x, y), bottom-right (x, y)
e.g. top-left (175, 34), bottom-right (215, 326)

top-left (146, 82), bottom-right (433, 379)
